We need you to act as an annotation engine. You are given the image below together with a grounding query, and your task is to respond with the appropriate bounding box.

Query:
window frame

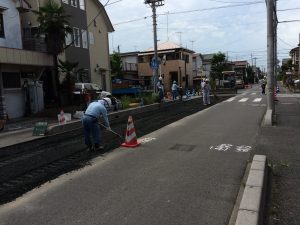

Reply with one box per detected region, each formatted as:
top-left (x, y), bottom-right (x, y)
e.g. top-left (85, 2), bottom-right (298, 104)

top-left (71, 0), bottom-right (78, 7)
top-left (81, 29), bottom-right (88, 49)
top-left (79, 0), bottom-right (85, 10)
top-left (89, 32), bottom-right (94, 45)
top-left (0, 13), bottom-right (5, 38)
top-left (73, 27), bottom-right (80, 47)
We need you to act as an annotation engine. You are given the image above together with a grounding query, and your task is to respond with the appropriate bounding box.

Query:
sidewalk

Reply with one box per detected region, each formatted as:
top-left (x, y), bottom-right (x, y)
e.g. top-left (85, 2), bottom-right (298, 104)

top-left (255, 85), bottom-right (300, 225)
top-left (0, 116), bottom-right (58, 148)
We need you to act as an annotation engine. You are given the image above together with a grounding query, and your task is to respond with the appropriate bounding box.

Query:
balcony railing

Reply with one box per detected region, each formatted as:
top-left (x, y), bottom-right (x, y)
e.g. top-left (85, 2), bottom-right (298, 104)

top-left (22, 37), bottom-right (47, 53)
top-left (123, 63), bottom-right (138, 72)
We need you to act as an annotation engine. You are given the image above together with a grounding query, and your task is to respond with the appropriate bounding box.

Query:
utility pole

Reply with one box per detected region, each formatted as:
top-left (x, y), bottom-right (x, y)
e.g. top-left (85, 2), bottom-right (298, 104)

top-left (175, 31), bottom-right (182, 46)
top-left (145, 0), bottom-right (165, 91)
top-left (267, 0), bottom-right (275, 117)
top-left (166, 11), bottom-right (169, 41)
top-left (190, 40), bottom-right (195, 51)
top-left (274, 0), bottom-right (278, 91)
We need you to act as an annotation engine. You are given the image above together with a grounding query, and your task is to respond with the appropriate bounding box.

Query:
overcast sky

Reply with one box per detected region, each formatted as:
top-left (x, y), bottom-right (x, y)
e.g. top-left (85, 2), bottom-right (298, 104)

top-left (101, 0), bottom-right (300, 69)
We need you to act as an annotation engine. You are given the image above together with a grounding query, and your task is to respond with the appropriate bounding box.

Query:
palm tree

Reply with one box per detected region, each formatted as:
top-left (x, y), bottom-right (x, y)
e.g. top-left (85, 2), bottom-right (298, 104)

top-left (34, 0), bottom-right (72, 104)
top-left (58, 59), bottom-right (80, 104)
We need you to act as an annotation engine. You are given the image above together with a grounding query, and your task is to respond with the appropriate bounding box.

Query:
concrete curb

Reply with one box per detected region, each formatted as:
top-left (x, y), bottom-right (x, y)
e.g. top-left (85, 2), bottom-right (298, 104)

top-left (263, 109), bottom-right (273, 127)
top-left (235, 155), bottom-right (267, 225)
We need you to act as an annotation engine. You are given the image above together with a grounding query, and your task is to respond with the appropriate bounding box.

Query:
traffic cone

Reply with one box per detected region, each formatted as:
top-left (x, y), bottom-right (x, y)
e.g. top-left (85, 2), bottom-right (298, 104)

top-left (121, 116), bottom-right (141, 148)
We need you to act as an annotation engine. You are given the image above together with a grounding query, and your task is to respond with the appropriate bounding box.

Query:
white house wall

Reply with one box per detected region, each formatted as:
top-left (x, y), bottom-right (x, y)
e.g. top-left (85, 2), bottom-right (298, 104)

top-left (0, 0), bottom-right (22, 49)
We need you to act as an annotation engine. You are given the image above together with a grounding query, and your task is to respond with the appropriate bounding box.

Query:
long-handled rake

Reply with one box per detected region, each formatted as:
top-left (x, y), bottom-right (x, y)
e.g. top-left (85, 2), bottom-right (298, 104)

top-left (98, 122), bottom-right (124, 140)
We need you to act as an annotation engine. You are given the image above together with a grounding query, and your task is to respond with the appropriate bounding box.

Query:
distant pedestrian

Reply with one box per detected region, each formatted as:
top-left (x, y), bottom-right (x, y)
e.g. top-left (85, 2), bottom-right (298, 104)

top-left (261, 80), bottom-right (266, 94)
top-left (82, 101), bottom-right (111, 151)
top-left (202, 79), bottom-right (211, 105)
top-left (171, 80), bottom-right (179, 100)
top-left (157, 77), bottom-right (164, 103)
top-left (23, 79), bottom-right (31, 116)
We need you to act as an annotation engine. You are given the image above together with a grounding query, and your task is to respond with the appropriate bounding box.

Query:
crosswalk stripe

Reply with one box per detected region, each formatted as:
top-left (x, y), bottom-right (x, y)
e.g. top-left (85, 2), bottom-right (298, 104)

top-left (238, 98), bottom-right (249, 102)
top-left (226, 97), bottom-right (236, 102)
top-left (253, 98), bottom-right (262, 103)
top-left (251, 93), bottom-right (256, 95)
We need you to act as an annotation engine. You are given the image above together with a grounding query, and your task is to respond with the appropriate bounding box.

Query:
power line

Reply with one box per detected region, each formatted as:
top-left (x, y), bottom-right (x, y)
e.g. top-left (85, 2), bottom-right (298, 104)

top-left (113, 1), bottom-right (264, 26)
top-left (279, 19), bottom-right (300, 23)
top-left (277, 7), bottom-right (300, 11)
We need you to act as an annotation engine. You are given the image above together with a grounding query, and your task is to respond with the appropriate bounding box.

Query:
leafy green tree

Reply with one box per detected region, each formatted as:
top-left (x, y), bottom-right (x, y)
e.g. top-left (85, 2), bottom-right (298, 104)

top-left (110, 53), bottom-right (123, 77)
top-left (211, 52), bottom-right (226, 86)
top-left (246, 67), bottom-right (255, 83)
top-left (279, 59), bottom-right (293, 83)
top-left (34, 0), bottom-right (72, 104)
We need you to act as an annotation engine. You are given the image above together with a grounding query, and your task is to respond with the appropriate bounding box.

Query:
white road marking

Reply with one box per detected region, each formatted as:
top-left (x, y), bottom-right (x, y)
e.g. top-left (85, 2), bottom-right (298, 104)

top-left (241, 93), bottom-right (247, 96)
top-left (238, 98), bottom-right (249, 102)
top-left (210, 144), bottom-right (252, 153)
top-left (251, 93), bottom-right (256, 95)
top-left (226, 97), bottom-right (236, 102)
top-left (139, 137), bottom-right (156, 144)
top-left (253, 98), bottom-right (262, 103)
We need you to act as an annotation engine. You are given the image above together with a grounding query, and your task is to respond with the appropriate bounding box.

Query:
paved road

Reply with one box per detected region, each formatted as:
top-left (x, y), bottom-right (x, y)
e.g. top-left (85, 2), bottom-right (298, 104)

top-left (0, 85), bottom-right (267, 225)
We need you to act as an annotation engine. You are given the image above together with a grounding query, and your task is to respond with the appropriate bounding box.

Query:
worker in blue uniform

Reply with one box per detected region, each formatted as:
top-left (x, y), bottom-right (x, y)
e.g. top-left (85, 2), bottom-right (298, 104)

top-left (82, 101), bottom-right (111, 151)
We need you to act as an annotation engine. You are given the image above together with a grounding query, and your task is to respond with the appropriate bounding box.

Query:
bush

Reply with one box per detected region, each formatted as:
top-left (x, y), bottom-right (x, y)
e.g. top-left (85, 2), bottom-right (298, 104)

top-left (120, 92), bottom-right (159, 109)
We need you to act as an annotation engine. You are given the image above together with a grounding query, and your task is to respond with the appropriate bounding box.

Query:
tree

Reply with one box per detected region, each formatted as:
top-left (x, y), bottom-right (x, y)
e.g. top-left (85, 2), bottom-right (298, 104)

top-left (34, 0), bottom-right (72, 104)
top-left (210, 52), bottom-right (226, 86)
top-left (246, 67), bottom-right (255, 84)
top-left (58, 60), bottom-right (80, 104)
top-left (110, 53), bottom-right (123, 77)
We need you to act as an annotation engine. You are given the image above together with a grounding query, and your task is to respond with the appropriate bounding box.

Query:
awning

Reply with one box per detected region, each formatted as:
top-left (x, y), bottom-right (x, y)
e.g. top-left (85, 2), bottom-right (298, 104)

top-left (138, 50), bottom-right (175, 56)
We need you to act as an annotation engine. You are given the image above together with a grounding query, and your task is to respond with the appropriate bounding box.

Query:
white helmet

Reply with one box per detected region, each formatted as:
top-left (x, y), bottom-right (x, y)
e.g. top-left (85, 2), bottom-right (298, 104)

top-left (99, 97), bottom-right (112, 108)
top-left (159, 76), bottom-right (162, 81)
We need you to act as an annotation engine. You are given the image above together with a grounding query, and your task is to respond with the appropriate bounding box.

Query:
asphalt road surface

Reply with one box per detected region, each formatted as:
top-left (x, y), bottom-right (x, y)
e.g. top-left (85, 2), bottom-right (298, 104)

top-left (0, 85), bottom-right (267, 225)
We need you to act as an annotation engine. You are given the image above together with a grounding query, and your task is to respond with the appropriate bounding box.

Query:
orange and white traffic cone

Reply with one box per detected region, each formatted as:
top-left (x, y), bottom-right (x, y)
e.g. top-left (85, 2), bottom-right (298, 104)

top-left (121, 116), bottom-right (141, 148)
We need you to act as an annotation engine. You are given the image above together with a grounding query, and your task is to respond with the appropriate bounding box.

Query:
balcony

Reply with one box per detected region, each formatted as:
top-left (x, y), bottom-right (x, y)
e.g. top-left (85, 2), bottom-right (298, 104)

top-left (23, 37), bottom-right (47, 53)
top-left (123, 63), bottom-right (137, 72)
top-left (0, 47), bottom-right (53, 67)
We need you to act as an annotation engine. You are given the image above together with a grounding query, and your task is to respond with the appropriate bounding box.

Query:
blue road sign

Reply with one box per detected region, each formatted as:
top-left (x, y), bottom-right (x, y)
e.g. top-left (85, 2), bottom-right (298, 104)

top-left (150, 58), bottom-right (159, 70)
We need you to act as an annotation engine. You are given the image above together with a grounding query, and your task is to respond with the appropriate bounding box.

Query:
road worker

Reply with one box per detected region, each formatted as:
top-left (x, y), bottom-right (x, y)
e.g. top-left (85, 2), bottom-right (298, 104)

top-left (203, 79), bottom-right (211, 105)
top-left (157, 77), bottom-right (164, 103)
top-left (82, 100), bottom-right (111, 151)
top-left (171, 80), bottom-right (179, 100)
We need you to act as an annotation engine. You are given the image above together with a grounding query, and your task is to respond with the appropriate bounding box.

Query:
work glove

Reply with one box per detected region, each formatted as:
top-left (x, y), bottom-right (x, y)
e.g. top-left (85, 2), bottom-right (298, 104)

top-left (106, 126), bottom-right (112, 131)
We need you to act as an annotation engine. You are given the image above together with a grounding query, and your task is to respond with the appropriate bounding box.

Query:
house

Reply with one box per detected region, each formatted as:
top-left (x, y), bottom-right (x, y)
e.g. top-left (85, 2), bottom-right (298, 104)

top-left (0, 0), bottom-right (113, 119)
top-left (232, 60), bottom-right (249, 79)
top-left (137, 41), bottom-right (195, 92)
top-left (0, 0), bottom-right (53, 119)
top-left (119, 51), bottom-right (139, 80)
top-left (289, 46), bottom-right (299, 77)
top-left (201, 53), bottom-right (215, 80)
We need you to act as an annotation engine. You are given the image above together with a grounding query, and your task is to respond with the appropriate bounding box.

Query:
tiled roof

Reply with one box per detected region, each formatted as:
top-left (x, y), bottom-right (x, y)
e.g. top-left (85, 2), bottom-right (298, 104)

top-left (146, 41), bottom-right (182, 51)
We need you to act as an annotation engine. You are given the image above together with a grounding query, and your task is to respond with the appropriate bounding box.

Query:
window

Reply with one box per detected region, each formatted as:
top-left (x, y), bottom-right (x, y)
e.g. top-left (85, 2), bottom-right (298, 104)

top-left (62, 0), bottom-right (69, 4)
top-left (89, 32), bottom-right (94, 45)
top-left (2, 73), bottom-right (21, 89)
top-left (65, 33), bottom-right (72, 46)
top-left (79, 0), bottom-right (85, 10)
top-left (82, 29), bottom-right (88, 49)
top-left (71, 0), bottom-right (77, 7)
top-left (0, 13), bottom-right (4, 38)
top-left (73, 27), bottom-right (80, 47)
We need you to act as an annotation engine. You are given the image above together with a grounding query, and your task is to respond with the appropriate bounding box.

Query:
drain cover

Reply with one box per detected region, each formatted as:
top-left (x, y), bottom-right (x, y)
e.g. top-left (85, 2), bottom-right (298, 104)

top-left (169, 144), bottom-right (196, 152)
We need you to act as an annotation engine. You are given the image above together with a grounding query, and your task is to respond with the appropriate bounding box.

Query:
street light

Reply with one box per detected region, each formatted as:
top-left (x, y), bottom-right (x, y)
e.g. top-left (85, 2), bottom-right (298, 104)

top-left (144, 0), bottom-right (165, 91)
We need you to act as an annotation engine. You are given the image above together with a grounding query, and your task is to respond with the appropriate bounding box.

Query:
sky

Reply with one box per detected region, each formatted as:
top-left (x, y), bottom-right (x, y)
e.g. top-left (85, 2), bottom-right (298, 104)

top-left (100, 0), bottom-right (300, 69)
